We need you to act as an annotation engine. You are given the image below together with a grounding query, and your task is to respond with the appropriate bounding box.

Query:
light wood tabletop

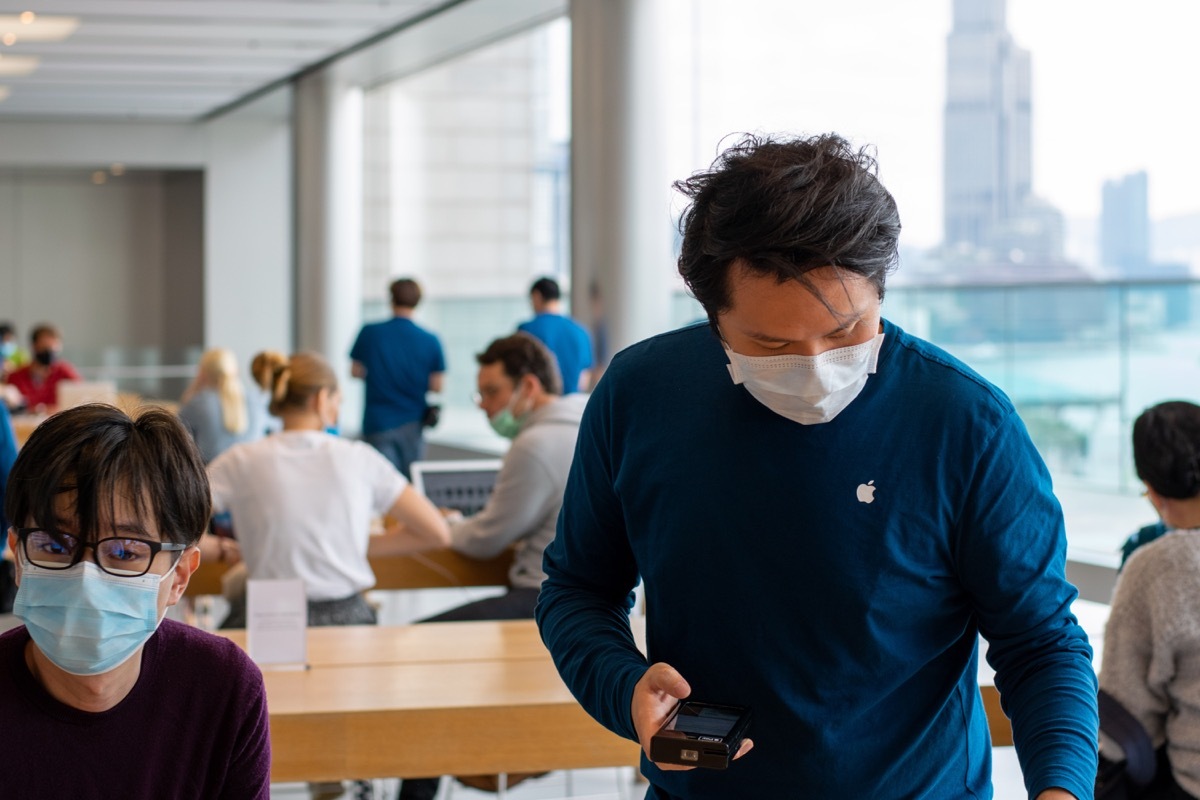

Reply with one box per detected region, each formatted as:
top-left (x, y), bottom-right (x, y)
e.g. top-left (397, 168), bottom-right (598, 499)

top-left (185, 546), bottom-right (516, 597)
top-left (253, 624), bottom-right (644, 781)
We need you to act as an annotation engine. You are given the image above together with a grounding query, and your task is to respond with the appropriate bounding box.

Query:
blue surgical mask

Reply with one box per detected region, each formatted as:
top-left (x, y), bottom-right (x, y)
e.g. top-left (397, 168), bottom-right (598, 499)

top-left (13, 558), bottom-right (175, 676)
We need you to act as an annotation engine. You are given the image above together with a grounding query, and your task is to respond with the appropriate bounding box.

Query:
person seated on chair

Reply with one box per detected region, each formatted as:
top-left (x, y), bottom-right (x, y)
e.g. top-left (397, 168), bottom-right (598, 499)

top-left (4, 323), bottom-right (82, 412)
top-left (0, 404), bottom-right (271, 798)
top-left (207, 351), bottom-right (451, 628)
top-left (1101, 400), bottom-right (1200, 799)
top-left (396, 333), bottom-right (587, 800)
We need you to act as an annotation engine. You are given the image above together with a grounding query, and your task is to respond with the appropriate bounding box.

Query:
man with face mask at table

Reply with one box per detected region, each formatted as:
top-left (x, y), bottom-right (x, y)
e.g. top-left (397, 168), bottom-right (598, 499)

top-left (0, 404), bottom-right (270, 798)
top-left (4, 322), bottom-right (82, 412)
top-left (396, 333), bottom-right (585, 800)
top-left (536, 133), bottom-right (1098, 799)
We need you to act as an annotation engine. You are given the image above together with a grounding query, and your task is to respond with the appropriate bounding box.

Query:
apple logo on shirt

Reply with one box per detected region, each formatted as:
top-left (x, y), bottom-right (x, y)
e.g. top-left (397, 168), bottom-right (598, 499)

top-left (856, 480), bottom-right (876, 504)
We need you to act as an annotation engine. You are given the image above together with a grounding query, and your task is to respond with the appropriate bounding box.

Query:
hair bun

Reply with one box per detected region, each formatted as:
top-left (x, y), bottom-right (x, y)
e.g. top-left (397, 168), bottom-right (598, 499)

top-left (272, 364), bottom-right (291, 403)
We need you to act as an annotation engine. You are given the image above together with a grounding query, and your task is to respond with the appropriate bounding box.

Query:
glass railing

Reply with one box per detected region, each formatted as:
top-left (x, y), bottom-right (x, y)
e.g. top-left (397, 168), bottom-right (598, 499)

top-left (885, 279), bottom-right (1200, 560)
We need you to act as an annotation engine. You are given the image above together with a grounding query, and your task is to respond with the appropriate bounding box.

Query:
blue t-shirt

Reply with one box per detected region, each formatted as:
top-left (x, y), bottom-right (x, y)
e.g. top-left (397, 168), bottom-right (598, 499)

top-left (0, 403), bottom-right (17, 556)
top-left (350, 317), bottom-right (446, 434)
top-left (537, 319), bottom-right (1097, 799)
top-left (518, 313), bottom-right (593, 394)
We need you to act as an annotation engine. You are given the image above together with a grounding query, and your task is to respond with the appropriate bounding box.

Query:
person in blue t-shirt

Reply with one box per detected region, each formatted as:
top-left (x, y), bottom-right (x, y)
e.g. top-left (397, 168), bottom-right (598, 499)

top-left (0, 401), bottom-right (16, 584)
top-left (536, 133), bottom-right (1097, 799)
top-left (350, 278), bottom-right (446, 479)
top-left (517, 277), bottom-right (593, 394)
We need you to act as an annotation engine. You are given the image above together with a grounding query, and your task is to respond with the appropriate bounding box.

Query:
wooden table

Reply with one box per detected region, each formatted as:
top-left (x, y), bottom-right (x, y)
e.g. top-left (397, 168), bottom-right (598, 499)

top-left (265, 658), bottom-right (641, 781)
top-left (222, 617), bottom-right (574, 667)
top-left (185, 546), bottom-right (515, 598)
top-left (239, 618), bottom-right (645, 782)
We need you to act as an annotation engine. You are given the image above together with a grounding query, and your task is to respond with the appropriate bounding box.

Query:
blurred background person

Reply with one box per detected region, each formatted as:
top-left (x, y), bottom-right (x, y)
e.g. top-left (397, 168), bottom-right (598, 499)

top-left (0, 400), bottom-right (17, 612)
top-left (396, 333), bottom-right (585, 800)
top-left (1101, 400), bottom-right (1200, 799)
top-left (208, 352), bottom-right (450, 629)
top-left (517, 276), bottom-right (593, 394)
top-left (0, 321), bottom-right (29, 376)
top-left (351, 278), bottom-right (446, 479)
top-left (5, 323), bottom-right (81, 412)
top-left (179, 348), bottom-right (262, 464)
top-left (248, 349), bottom-right (286, 439)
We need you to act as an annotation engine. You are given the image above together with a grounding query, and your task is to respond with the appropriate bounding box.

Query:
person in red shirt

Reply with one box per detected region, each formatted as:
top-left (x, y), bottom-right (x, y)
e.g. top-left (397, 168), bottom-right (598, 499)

top-left (4, 323), bottom-right (82, 411)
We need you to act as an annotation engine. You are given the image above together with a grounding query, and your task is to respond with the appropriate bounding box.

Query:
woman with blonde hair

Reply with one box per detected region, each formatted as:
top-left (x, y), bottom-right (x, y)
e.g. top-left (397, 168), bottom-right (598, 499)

top-left (179, 347), bottom-right (256, 463)
top-left (207, 351), bottom-right (450, 627)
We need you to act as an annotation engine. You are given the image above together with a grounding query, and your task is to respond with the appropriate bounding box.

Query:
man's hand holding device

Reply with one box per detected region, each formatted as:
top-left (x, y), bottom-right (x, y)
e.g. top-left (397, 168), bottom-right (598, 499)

top-left (632, 662), bottom-right (754, 771)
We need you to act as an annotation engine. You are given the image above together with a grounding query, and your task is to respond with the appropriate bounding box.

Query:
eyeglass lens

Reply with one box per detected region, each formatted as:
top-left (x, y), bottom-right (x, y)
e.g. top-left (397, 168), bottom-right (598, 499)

top-left (24, 530), bottom-right (160, 576)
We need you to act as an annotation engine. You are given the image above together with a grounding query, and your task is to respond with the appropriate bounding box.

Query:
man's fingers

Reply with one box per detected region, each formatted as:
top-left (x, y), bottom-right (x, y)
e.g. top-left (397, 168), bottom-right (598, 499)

top-left (646, 662), bottom-right (691, 699)
top-left (733, 738), bottom-right (754, 760)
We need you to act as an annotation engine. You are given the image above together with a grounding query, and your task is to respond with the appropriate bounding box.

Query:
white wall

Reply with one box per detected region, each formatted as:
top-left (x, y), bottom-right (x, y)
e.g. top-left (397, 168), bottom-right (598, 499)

top-left (0, 169), bottom-right (202, 362)
top-left (202, 86), bottom-right (295, 366)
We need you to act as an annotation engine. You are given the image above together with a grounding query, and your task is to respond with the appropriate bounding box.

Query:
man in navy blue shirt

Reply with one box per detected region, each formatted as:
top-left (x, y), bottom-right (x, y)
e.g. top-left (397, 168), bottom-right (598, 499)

top-left (537, 134), bottom-right (1097, 799)
top-left (351, 278), bottom-right (445, 479)
top-left (518, 277), bottom-right (593, 394)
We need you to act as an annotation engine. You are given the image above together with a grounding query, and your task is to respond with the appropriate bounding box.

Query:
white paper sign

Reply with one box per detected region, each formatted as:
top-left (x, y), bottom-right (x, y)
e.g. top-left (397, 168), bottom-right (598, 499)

top-left (246, 578), bottom-right (307, 668)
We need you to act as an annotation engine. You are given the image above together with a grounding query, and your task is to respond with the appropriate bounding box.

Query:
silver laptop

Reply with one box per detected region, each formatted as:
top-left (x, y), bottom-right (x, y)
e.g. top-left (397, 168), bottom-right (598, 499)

top-left (409, 459), bottom-right (503, 516)
top-left (56, 380), bottom-right (119, 409)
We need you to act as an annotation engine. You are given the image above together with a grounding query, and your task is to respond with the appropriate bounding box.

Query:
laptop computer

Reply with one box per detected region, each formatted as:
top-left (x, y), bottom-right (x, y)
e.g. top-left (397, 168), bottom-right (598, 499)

top-left (56, 379), bottom-right (119, 409)
top-left (409, 459), bottom-right (503, 516)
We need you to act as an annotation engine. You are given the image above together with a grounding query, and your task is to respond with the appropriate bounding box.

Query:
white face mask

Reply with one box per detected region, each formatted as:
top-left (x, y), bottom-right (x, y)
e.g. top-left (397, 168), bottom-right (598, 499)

top-left (725, 333), bottom-right (885, 425)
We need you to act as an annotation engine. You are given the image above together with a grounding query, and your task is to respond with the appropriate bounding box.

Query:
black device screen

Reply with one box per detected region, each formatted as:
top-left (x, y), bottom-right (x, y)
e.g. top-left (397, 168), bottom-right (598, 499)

top-left (669, 704), bottom-right (742, 738)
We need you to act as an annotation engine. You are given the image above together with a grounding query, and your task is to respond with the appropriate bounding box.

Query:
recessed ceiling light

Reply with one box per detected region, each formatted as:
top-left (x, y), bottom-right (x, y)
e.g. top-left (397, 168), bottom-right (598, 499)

top-left (92, 171), bottom-right (107, 185)
top-left (2, 32), bottom-right (14, 46)
top-left (0, 14), bottom-right (79, 42)
top-left (110, 163), bottom-right (126, 177)
top-left (0, 54), bottom-right (38, 76)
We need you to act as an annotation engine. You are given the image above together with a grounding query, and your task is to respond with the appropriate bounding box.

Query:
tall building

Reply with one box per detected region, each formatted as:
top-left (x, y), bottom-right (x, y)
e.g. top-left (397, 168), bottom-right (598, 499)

top-left (1100, 171), bottom-right (1149, 274)
top-left (943, 0), bottom-right (1034, 256)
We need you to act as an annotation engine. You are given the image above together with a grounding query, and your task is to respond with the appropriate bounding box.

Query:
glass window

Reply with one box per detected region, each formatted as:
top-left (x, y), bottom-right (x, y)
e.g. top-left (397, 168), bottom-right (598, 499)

top-left (680, 0), bottom-right (1200, 560)
top-left (362, 18), bottom-right (571, 451)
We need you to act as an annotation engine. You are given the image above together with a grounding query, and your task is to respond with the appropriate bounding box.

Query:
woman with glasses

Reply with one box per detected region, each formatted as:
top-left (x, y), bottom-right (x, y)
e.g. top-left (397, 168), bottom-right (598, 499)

top-left (0, 404), bottom-right (271, 798)
top-left (1101, 400), bottom-right (1200, 799)
top-left (207, 351), bottom-right (450, 628)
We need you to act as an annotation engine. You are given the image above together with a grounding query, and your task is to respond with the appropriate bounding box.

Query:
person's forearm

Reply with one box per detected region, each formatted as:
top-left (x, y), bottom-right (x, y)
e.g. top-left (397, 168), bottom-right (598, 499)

top-left (537, 578), bottom-right (646, 739)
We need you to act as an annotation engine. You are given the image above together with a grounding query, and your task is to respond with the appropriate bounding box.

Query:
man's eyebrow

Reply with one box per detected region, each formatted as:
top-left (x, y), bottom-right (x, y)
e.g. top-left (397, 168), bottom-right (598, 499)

top-left (110, 522), bottom-right (152, 538)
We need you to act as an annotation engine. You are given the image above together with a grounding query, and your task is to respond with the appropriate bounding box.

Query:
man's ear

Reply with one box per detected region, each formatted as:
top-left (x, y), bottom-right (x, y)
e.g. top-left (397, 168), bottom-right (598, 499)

top-left (166, 546), bottom-right (202, 607)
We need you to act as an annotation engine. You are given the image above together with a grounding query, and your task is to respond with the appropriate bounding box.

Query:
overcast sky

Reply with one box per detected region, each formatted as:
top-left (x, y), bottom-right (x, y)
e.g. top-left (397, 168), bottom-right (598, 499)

top-left (689, 0), bottom-right (1200, 251)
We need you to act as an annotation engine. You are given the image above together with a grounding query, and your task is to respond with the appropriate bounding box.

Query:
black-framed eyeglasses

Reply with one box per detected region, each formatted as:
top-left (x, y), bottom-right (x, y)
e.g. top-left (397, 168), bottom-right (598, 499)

top-left (16, 527), bottom-right (188, 578)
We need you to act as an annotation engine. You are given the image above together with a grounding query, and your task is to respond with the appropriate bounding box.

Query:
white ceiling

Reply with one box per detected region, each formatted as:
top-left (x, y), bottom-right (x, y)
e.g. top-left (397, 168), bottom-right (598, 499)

top-left (0, 0), bottom-right (456, 121)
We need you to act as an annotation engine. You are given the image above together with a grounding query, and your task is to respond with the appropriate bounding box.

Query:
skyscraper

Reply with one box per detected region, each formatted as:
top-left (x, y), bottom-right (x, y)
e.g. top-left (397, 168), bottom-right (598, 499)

top-left (1100, 171), bottom-right (1149, 275)
top-left (943, 0), bottom-right (1033, 256)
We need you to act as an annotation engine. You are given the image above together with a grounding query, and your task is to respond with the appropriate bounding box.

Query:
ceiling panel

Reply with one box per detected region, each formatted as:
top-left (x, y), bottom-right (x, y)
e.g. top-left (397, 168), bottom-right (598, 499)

top-left (0, 0), bottom-right (457, 120)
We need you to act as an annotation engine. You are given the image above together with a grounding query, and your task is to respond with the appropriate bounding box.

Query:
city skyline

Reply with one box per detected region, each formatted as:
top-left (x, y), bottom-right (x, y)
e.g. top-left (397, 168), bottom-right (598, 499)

top-left (691, 0), bottom-right (1200, 265)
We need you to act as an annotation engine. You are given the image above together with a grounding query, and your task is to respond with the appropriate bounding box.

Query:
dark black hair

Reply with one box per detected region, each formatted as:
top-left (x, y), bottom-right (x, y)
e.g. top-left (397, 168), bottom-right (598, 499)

top-left (5, 404), bottom-right (211, 547)
top-left (675, 133), bottom-right (901, 326)
top-left (477, 333), bottom-right (562, 396)
top-left (29, 322), bottom-right (60, 346)
top-left (0, 322), bottom-right (15, 339)
top-left (390, 278), bottom-right (422, 309)
top-left (530, 277), bottom-right (561, 302)
top-left (1133, 400), bottom-right (1200, 500)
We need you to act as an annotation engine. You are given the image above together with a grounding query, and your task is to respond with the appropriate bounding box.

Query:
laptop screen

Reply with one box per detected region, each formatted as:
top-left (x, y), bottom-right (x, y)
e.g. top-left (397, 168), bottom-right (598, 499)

top-left (409, 459), bottom-right (503, 516)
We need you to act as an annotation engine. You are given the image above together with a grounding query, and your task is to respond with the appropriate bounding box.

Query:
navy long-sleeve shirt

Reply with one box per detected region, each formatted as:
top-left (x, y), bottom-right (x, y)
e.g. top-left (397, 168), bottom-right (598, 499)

top-left (538, 319), bottom-right (1098, 799)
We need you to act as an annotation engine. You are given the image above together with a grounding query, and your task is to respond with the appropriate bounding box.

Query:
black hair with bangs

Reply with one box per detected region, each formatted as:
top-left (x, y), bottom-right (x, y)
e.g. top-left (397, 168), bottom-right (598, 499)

top-left (5, 404), bottom-right (210, 547)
